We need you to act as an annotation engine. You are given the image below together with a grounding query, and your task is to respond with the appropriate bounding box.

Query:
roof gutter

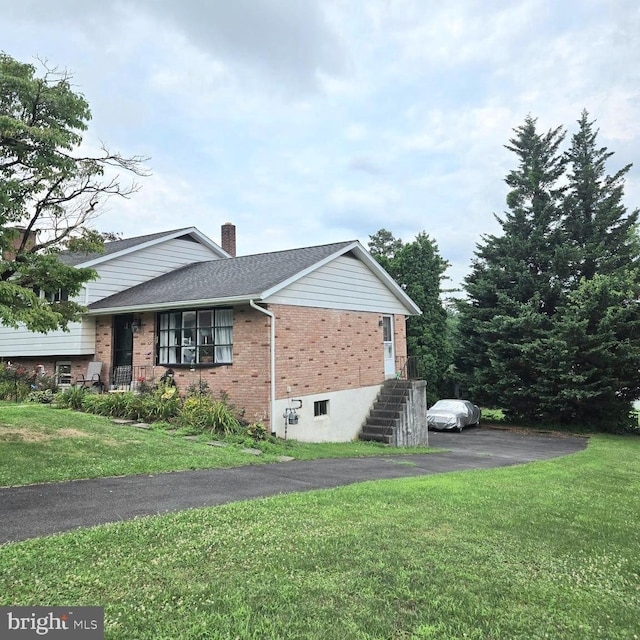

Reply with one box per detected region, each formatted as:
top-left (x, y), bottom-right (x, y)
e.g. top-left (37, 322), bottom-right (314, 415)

top-left (249, 299), bottom-right (276, 434)
top-left (86, 295), bottom-right (258, 315)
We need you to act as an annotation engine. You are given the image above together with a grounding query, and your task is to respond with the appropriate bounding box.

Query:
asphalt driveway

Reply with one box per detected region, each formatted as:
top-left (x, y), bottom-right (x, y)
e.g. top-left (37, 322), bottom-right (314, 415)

top-left (0, 428), bottom-right (587, 544)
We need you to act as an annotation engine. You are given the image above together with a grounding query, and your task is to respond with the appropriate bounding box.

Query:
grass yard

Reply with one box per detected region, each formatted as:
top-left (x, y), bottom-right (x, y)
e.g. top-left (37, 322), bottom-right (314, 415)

top-left (1, 433), bottom-right (639, 639)
top-left (0, 403), bottom-right (435, 487)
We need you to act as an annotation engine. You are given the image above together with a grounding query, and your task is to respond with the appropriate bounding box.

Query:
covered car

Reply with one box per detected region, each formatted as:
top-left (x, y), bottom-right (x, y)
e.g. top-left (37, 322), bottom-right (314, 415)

top-left (427, 399), bottom-right (481, 432)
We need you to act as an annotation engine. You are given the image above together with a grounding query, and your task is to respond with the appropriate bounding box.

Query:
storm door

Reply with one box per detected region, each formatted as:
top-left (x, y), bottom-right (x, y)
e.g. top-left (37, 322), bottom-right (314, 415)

top-left (112, 314), bottom-right (134, 388)
top-left (382, 315), bottom-right (395, 378)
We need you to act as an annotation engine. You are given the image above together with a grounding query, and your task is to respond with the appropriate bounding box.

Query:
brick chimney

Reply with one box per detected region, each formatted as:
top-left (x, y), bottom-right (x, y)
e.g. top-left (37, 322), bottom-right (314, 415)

top-left (221, 222), bottom-right (236, 257)
top-left (3, 227), bottom-right (38, 261)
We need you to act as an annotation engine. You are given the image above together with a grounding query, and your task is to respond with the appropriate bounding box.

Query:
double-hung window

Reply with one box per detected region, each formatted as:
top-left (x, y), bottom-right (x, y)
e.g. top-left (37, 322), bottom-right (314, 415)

top-left (55, 361), bottom-right (72, 387)
top-left (158, 308), bottom-right (233, 365)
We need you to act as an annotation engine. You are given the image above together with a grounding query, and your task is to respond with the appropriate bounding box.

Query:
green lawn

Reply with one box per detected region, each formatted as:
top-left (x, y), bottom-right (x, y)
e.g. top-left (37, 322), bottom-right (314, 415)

top-left (0, 403), bottom-right (435, 486)
top-left (1, 433), bottom-right (639, 639)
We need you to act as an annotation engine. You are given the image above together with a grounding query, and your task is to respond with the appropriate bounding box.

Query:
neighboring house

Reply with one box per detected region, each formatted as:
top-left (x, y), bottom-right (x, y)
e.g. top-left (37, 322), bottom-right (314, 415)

top-left (0, 224), bottom-right (421, 442)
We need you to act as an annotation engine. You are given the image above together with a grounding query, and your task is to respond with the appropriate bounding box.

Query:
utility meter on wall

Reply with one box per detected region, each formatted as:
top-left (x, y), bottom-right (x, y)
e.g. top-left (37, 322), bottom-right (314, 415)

top-left (283, 400), bottom-right (302, 437)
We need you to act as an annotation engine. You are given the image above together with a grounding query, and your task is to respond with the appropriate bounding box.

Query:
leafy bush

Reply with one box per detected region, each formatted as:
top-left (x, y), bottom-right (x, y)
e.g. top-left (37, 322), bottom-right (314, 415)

top-left (0, 364), bottom-right (32, 401)
top-left (27, 389), bottom-right (55, 404)
top-left (481, 408), bottom-right (505, 423)
top-left (0, 364), bottom-right (60, 401)
top-left (245, 422), bottom-right (269, 441)
top-left (34, 375), bottom-right (59, 393)
top-left (76, 386), bottom-right (182, 423)
top-left (81, 391), bottom-right (133, 417)
top-left (54, 386), bottom-right (87, 410)
top-left (0, 380), bottom-right (29, 401)
top-left (131, 385), bottom-right (181, 422)
top-left (179, 396), bottom-right (242, 435)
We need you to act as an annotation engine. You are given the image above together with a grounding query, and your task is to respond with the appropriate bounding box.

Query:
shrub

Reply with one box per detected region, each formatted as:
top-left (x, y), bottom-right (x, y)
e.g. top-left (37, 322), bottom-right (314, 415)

top-left (130, 386), bottom-right (181, 422)
top-left (70, 384), bottom-right (181, 422)
top-left (34, 375), bottom-right (59, 393)
top-left (245, 422), bottom-right (269, 441)
top-left (0, 363), bottom-right (33, 401)
top-left (481, 408), bottom-right (505, 423)
top-left (179, 396), bottom-right (242, 435)
top-left (54, 386), bottom-right (87, 410)
top-left (81, 391), bottom-right (133, 417)
top-left (185, 379), bottom-right (211, 397)
top-left (27, 389), bottom-right (55, 404)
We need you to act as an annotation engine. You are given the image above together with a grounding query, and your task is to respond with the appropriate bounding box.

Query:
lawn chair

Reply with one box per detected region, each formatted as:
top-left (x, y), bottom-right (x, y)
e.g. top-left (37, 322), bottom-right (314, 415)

top-left (74, 361), bottom-right (104, 392)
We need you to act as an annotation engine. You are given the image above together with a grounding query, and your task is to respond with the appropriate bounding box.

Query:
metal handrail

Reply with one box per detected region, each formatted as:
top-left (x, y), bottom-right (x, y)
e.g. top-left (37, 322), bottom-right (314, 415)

top-left (369, 357), bottom-right (424, 443)
top-left (395, 356), bottom-right (422, 380)
top-left (108, 365), bottom-right (154, 391)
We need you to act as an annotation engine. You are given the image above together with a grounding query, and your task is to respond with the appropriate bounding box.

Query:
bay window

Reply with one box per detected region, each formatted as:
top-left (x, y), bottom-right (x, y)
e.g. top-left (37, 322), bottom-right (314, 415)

top-left (158, 308), bottom-right (233, 365)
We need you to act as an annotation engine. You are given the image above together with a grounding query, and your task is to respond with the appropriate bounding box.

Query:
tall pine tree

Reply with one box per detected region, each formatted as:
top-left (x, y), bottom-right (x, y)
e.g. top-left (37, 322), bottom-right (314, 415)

top-left (457, 116), bottom-right (567, 418)
top-left (457, 112), bottom-right (640, 429)
top-left (549, 112), bottom-right (640, 427)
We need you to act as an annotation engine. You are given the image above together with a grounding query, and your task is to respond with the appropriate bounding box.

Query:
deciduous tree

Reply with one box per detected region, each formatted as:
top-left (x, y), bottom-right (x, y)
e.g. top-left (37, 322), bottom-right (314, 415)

top-left (0, 52), bottom-right (147, 332)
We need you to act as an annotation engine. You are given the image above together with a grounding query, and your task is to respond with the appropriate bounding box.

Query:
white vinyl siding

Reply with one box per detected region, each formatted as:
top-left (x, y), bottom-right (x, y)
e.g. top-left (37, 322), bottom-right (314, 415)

top-left (0, 236), bottom-right (219, 357)
top-left (265, 255), bottom-right (411, 314)
top-left (87, 238), bottom-right (219, 304)
top-left (0, 319), bottom-right (96, 357)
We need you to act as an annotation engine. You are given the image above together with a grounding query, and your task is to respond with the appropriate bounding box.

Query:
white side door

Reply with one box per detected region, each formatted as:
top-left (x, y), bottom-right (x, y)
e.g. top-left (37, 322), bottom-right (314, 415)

top-left (382, 315), bottom-right (395, 377)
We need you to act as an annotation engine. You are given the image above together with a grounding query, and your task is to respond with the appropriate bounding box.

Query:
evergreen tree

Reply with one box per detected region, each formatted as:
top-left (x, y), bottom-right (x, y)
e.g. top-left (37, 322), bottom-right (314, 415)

top-left (457, 116), bottom-right (567, 417)
top-left (549, 112), bottom-right (640, 427)
top-left (562, 111), bottom-right (639, 284)
top-left (457, 112), bottom-right (640, 430)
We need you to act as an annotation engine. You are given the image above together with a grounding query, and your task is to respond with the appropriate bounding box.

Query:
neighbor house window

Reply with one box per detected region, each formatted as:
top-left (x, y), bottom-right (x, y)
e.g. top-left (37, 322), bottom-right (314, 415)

top-left (158, 308), bottom-right (233, 365)
top-left (55, 361), bottom-right (72, 386)
top-left (34, 288), bottom-right (69, 302)
top-left (314, 400), bottom-right (329, 417)
top-left (49, 288), bottom-right (69, 303)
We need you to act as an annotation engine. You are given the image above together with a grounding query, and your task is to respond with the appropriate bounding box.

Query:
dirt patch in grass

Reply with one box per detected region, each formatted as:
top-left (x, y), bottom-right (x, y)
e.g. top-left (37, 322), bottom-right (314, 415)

top-left (0, 427), bottom-right (90, 443)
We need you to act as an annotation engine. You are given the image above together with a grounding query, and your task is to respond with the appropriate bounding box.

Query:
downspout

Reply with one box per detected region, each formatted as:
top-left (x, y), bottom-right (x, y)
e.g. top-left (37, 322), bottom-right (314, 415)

top-left (249, 299), bottom-right (276, 434)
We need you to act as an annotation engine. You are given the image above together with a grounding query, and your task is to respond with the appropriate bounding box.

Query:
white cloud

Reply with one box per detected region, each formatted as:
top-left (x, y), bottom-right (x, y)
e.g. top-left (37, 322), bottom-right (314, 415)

top-left (1, 0), bottom-right (639, 291)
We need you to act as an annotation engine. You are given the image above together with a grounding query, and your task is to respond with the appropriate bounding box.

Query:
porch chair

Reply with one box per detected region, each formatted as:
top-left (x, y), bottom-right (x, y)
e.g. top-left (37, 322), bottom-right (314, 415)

top-left (74, 361), bottom-right (104, 392)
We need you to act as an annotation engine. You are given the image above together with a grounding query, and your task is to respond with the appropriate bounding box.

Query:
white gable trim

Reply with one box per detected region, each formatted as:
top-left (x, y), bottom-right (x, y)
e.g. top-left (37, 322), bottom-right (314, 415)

top-left (260, 240), bottom-right (421, 315)
top-left (77, 228), bottom-right (229, 268)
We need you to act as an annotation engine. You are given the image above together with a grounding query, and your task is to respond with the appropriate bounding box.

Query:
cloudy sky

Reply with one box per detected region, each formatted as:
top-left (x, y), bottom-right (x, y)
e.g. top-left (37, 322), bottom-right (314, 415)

top-left (2, 0), bottom-right (639, 292)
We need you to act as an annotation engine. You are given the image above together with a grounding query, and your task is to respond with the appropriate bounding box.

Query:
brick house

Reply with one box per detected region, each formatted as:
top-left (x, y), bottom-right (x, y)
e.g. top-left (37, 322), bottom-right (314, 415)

top-left (0, 224), bottom-right (421, 441)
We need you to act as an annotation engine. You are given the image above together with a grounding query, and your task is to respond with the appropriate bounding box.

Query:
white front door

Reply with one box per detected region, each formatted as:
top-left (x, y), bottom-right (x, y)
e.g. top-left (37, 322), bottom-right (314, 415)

top-left (382, 315), bottom-right (395, 377)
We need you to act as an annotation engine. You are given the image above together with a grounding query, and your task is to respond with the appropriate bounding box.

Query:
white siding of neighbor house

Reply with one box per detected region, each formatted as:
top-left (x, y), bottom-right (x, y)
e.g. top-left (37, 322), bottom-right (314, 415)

top-left (86, 238), bottom-right (219, 304)
top-left (265, 254), bottom-right (411, 314)
top-left (0, 318), bottom-right (96, 358)
top-left (0, 237), bottom-right (217, 357)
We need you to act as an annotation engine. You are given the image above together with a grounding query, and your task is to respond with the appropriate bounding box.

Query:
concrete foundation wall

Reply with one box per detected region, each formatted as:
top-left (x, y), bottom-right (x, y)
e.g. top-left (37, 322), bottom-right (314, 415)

top-left (392, 380), bottom-right (428, 447)
top-left (274, 384), bottom-right (382, 442)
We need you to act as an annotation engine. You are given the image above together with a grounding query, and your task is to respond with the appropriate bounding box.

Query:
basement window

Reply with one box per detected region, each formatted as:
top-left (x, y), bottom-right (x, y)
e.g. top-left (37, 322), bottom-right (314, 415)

top-left (314, 399), bottom-right (329, 417)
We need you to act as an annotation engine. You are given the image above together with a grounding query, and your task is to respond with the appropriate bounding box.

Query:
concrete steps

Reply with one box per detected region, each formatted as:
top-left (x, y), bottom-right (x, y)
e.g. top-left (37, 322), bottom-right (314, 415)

top-left (359, 379), bottom-right (413, 445)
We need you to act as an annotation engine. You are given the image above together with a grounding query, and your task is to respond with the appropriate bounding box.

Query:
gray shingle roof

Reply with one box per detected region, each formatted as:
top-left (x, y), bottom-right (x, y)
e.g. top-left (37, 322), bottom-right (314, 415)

top-left (59, 228), bottom-right (196, 266)
top-left (88, 240), bottom-right (355, 311)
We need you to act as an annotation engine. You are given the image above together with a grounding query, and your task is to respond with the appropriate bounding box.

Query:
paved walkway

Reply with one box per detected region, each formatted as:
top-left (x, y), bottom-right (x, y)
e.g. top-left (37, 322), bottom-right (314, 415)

top-left (0, 428), bottom-right (587, 544)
